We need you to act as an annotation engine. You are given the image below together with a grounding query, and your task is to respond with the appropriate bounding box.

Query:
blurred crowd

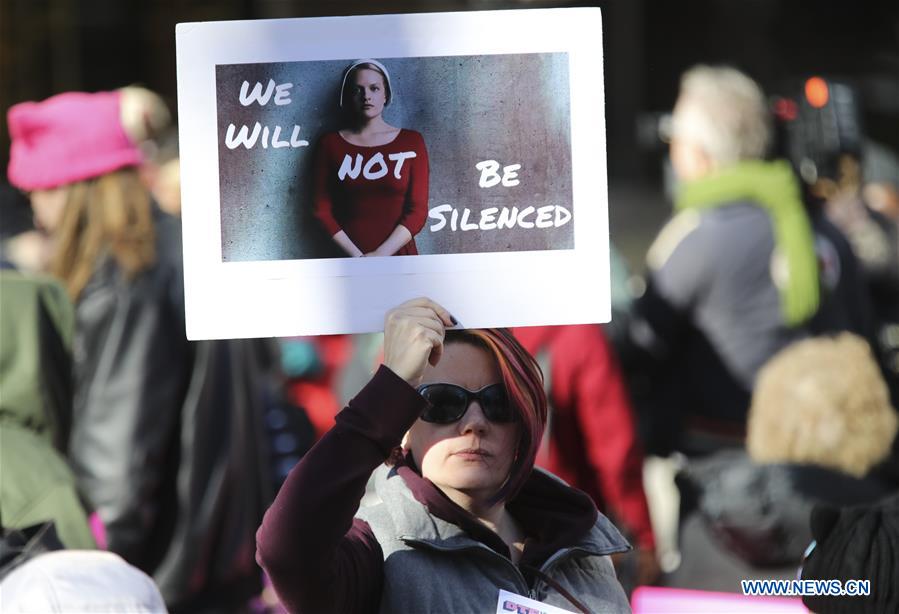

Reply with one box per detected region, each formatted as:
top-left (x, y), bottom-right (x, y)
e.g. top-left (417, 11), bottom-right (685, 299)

top-left (1, 61), bottom-right (898, 613)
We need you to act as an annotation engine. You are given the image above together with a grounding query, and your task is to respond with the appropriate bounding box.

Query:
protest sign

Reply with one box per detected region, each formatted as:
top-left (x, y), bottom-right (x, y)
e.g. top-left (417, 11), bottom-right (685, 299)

top-left (176, 8), bottom-right (609, 339)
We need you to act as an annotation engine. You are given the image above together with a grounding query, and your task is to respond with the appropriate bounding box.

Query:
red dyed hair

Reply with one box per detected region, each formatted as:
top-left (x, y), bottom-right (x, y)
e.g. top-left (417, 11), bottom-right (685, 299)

top-left (444, 328), bottom-right (547, 504)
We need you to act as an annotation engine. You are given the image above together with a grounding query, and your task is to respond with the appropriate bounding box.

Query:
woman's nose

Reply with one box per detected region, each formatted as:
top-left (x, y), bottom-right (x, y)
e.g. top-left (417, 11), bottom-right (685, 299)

top-left (459, 402), bottom-right (489, 434)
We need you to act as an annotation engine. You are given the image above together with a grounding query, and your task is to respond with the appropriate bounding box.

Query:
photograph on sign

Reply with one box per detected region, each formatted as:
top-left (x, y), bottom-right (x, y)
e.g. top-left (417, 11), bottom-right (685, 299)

top-left (177, 9), bottom-right (609, 339)
top-left (217, 53), bottom-right (573, 262)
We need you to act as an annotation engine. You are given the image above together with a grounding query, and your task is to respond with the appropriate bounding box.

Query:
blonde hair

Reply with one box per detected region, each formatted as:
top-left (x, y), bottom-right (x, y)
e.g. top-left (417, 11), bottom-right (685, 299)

top-left (118, 86), bottom-right (171, 145)
top-left (673, 65), bottom-right (771, 167)
top-left (50, 168), bottom-right (156, 300)
top-left (747, 333), bottom-right (897, 477)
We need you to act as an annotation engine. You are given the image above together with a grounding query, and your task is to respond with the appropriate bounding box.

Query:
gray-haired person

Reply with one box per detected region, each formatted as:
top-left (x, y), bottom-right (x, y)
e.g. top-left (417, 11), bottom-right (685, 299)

top-left (621, 65), bottom-right (873, 456)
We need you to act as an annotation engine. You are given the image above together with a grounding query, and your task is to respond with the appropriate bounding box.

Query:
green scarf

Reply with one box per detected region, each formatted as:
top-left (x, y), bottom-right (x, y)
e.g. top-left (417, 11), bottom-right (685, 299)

top-left (676, 159), bottom-right (820, 326)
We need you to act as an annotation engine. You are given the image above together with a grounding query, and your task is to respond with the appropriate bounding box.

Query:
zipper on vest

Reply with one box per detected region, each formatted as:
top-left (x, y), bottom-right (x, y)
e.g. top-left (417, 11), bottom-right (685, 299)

top-left (400, 537), bottom-right (535, 599)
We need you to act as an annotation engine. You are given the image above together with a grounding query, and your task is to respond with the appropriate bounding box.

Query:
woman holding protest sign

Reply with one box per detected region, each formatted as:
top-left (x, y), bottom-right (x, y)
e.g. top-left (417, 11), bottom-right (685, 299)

top-left (256, 297), bottom-right (632, 614)
top-left (312, 59), bottom-right (430, 257)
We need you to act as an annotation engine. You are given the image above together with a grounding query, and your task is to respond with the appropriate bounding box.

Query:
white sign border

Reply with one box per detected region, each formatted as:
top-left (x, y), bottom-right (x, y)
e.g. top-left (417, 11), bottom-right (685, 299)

top-left (176, 8), bottom-right (609, 339)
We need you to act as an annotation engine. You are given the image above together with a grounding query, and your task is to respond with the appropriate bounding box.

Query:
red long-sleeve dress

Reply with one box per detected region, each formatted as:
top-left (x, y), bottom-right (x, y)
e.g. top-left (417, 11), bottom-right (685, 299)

top-left (312, 129), bottom-right (429, 256)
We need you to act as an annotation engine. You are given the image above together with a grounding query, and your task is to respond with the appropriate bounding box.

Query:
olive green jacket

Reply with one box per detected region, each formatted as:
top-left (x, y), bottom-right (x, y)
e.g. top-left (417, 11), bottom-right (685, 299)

top-left (0, 270), bottom-right (95, 549)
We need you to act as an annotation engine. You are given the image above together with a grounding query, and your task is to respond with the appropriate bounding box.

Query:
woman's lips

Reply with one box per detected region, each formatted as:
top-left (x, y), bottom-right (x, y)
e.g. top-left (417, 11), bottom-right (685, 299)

top-left (452, 448), bottom-right (491, 461)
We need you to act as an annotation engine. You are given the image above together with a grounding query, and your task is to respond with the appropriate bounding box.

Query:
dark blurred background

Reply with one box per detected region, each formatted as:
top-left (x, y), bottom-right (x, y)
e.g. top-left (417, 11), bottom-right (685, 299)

top-left (3, 0), bottom-right (898, 263)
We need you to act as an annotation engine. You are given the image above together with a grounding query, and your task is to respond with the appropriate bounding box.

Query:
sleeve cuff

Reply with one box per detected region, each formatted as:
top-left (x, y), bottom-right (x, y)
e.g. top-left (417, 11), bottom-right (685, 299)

top-left (335, 365), bottom-right (427, 456)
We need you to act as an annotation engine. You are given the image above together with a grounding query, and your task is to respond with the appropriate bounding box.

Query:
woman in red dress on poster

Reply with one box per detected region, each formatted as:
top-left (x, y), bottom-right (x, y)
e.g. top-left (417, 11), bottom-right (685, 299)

top-left (313, 59), bottom-right (429, 257)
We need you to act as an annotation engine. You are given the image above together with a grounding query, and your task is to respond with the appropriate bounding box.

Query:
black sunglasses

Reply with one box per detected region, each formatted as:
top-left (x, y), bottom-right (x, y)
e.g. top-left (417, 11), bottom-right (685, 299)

top-left (416, 383), bottom-right (517, 424)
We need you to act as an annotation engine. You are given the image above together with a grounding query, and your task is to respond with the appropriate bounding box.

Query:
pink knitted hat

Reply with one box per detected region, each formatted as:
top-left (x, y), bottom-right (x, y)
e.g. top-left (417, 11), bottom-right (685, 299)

top-left (7, 91), bottom-right (142, 191)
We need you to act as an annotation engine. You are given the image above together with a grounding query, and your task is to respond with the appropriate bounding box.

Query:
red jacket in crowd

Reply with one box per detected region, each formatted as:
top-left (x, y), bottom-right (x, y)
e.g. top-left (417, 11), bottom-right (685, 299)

top-left (512, 325), bottom-right (655, 550)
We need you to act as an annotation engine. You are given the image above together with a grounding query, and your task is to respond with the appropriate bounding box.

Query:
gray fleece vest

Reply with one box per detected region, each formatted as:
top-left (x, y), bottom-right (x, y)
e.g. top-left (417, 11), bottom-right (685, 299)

top-left (356, 466), bottom-right (632, 614)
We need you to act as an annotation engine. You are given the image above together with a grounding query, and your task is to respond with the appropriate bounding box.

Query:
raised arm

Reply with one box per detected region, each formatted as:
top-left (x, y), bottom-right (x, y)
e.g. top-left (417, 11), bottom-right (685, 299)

top-left (256, 298), bottom-right (454, 613)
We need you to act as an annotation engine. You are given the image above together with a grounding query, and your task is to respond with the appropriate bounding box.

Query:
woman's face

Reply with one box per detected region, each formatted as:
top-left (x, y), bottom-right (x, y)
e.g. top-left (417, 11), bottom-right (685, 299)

top-left (349, 68), bottom-right (387, 120)
top-left (405, 342), bottom-right (520, 505)
top-left (29, 186), bottom-right (70, 233)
